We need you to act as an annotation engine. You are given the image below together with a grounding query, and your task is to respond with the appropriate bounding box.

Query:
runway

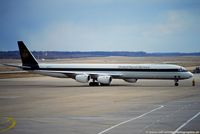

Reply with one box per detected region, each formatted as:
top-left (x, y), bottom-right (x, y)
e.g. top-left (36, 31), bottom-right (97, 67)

top-left (0, 75), bottom-right (200, 134)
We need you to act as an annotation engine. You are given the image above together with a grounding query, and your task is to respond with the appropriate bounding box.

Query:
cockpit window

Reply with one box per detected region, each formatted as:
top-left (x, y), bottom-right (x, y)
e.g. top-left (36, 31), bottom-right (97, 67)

top-left (179, 67), bottom-right (187, 72)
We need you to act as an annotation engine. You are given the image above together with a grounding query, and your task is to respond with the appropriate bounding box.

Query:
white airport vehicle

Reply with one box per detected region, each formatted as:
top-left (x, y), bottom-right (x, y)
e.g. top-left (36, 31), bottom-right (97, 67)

top-left (4, 41), bottom-right (193, 86)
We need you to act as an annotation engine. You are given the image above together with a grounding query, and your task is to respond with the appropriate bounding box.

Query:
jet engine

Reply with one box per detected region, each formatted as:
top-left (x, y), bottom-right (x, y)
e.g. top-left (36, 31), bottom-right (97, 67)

top-left (97, 76), bottom-right (112, 85)
top-left (75, 74), bottom-right (90, 83)
top-left (123, 79), bottom-right (137, 83)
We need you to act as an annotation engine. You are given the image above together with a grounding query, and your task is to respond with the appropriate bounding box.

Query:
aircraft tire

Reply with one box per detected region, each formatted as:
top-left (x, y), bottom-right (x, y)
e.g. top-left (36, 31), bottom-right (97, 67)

top-left (89, 82), bottom-right (99, 86)
top-left (100, 83), bottom-right (110, 86)
top-left (175, 82), bottom-right (179, 86)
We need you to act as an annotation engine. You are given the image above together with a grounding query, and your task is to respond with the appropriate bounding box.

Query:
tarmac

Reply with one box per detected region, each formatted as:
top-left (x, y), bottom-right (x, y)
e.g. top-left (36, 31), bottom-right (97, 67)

top-left (0, 74), bottom-right (200, 134)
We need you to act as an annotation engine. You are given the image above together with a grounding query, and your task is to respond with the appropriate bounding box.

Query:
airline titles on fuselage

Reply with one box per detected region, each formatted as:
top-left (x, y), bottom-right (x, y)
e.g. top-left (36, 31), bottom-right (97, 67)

top-left (118, 65), bottom-right (150, 69)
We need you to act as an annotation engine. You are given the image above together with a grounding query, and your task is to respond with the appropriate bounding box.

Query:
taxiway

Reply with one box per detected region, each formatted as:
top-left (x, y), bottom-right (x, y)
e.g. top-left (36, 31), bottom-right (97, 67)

top-left (0, 75), bottom-right (200, 134)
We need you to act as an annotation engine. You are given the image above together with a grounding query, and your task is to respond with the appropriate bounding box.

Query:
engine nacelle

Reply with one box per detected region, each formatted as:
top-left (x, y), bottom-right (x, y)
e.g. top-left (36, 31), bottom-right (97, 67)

top-left (75, 74), bottom-right (90, 83)
top-left (97, 76), bottom-right (112, 84)
top-left (123, 79), bottom-right (137, 83)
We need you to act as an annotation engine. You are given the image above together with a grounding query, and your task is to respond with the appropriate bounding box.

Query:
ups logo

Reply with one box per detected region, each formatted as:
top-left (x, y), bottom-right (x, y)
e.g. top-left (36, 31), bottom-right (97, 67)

top-left (21, 49), bottom-right (29, 59)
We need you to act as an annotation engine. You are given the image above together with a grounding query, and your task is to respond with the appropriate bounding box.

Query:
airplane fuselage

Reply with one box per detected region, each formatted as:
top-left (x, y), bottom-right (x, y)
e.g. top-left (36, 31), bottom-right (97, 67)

top-left (32, 63), bottom-right (193, 80)
top-left (4, 41), bottom-right (193, 86)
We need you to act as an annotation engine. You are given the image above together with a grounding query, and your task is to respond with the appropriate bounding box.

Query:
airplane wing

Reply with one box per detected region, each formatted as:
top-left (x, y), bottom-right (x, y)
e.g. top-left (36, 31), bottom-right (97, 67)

top-left (35, 70), bottom-right (123, 79)
top-left (2, 64), bottom-right (123, 79)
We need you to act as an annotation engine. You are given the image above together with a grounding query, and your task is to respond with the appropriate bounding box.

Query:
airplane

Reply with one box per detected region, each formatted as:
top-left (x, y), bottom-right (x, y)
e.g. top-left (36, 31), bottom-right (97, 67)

top-left (4, 41), bottom-right (193, 86)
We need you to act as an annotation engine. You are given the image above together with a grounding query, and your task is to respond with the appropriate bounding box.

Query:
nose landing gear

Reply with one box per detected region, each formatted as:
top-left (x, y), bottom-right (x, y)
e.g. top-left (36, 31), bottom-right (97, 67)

top-left (175, 81), bottom-right (179, 86)
top-left (174, 77), bottom-right (179, 86)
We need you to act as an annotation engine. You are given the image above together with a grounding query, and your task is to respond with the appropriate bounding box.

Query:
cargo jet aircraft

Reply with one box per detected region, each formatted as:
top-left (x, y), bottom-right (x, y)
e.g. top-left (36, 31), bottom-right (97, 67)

top-left (4, 41), bottom-right (193, 86)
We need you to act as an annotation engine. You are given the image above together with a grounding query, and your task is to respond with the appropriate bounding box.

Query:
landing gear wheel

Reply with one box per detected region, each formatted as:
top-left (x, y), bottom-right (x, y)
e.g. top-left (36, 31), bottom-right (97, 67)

top-left (100, 83), bottom-right (110, 86)
top-left (174, 78), bottom-right (179, 86)
top-left (89, 82), bottom-right (99, 86)
top-left (175, 82), bottom-right (179, 86)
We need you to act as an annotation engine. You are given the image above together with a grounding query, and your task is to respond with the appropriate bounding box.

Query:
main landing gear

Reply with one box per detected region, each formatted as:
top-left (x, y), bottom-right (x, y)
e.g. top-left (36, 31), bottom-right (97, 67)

top-left (89, 82), bottom-right (99, 86)
top-left (89, 79), bottom-right (110, 86)
top-left (89, 79), bottom-right (99, 86)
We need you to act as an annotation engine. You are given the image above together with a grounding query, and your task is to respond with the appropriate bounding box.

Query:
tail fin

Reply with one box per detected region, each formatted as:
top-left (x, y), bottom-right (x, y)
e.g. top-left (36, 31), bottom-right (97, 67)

top-left (18, 41), bottom-right (39, 68)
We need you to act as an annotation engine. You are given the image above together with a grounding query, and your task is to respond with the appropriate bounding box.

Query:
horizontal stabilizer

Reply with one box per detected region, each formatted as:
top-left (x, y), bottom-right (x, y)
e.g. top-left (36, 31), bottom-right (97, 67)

top-left (2, 64), bottom-right (31, 69)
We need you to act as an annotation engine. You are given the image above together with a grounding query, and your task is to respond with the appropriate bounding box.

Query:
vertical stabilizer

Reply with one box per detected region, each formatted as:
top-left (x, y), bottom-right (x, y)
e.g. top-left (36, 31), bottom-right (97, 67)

top-left (18, 41), bottom-right (39, 68)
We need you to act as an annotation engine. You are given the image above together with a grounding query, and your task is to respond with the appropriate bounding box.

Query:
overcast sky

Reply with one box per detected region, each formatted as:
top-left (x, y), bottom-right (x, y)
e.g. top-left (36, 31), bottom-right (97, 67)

top-left (0, 0), bottom-right (200, 52)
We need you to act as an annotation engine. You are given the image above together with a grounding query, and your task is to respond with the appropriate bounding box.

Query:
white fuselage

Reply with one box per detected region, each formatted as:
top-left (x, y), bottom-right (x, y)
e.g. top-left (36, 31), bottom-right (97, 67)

top-left (35, 63), bottom-right (193, 80)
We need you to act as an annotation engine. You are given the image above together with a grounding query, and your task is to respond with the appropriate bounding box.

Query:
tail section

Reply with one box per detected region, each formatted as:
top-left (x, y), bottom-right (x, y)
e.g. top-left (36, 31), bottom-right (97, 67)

top-left (18, 41), bottom-right (39, 69)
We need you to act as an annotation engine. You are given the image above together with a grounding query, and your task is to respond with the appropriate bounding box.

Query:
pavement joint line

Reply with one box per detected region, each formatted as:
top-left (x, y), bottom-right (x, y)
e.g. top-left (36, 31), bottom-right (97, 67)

top-left (172, 111), bottom-right (200, 134)
top-left (97, 105), bottom-right (164, 134)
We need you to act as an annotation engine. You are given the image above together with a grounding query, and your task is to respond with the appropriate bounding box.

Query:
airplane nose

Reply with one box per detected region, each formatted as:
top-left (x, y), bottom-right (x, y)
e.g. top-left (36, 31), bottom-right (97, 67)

top-left (188, 72), bottom-right (193, 78)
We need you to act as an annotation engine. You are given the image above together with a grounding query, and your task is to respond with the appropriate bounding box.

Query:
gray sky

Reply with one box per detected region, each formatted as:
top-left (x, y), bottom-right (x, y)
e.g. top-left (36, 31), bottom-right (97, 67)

top-left (0, 0), bottom-right (200, 52)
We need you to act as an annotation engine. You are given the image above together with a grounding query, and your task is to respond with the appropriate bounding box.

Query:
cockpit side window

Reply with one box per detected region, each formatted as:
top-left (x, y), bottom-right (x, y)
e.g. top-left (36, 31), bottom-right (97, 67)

top-left (179, 67), bottom-right (187, 72)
